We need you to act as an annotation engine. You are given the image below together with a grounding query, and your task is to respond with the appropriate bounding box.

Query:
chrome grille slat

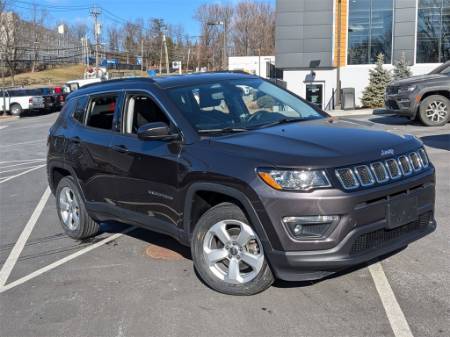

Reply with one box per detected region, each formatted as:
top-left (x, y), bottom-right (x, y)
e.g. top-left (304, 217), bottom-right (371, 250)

top-left (370, 162), bottom-right (389, 183)
top-left (398, 155), bottom-right (413, 176)
top-left (385, 158), bottom-right (402, 179)
top-left (335, 168), bottom-right (359, 190)
top-left (409, 152), bottom-right (422, 171)
top-left (354, 165), bottom-right (375, 186)
top-left (335, 148), bottom-right (429, 190)
top-left (418, 148), bottom-right (429, 168)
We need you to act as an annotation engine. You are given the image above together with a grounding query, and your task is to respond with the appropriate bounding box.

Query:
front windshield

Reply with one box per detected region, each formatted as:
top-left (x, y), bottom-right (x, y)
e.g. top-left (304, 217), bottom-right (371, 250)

top-left (167, 78), bottom-right (325, 133)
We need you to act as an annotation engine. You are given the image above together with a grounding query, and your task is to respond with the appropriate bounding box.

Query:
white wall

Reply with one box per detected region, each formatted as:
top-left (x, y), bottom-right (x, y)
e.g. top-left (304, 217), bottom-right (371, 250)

top-left (228, 56), bottom-right (275, 78)
top-left (283, 63), bottom-right (440, 109)
top-left (283, 69), bottom-right (337, 109)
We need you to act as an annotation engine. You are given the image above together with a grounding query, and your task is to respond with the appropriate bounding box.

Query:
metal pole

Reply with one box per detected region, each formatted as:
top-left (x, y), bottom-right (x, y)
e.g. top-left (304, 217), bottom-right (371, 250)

top-left (1, 51), bottom-right (6, 115)
top-left (223, 21), bottom-right (227, 70)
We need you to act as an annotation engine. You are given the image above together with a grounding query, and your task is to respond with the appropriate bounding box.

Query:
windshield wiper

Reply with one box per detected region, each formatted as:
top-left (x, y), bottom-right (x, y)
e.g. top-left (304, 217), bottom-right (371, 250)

top-left (197, 127), bottom-right (249, 135)
top-left (249, 117), bottom-right (309, 130)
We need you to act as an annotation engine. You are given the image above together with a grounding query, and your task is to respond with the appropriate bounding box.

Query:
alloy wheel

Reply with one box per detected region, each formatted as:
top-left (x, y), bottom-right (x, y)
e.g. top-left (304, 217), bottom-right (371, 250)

top-left (59, 187), bottom-right (80, 231)
top-left (202, 220), bottom-right (264, 284)
top-left (426, 100), bottom-right (448, 123)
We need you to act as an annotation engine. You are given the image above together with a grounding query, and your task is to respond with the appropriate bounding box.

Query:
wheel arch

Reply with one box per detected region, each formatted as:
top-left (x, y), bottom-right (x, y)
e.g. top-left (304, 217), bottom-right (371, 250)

top-left (183, 182), bottom-right (273, 251)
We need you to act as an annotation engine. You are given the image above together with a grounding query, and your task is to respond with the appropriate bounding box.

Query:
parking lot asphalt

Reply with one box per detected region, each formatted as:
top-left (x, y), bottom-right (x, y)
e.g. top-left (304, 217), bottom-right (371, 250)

top-left (0, 112), bottom-right (449, 337)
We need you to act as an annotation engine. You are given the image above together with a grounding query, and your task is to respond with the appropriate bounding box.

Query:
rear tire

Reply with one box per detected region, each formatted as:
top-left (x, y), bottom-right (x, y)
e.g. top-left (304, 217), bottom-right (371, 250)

top-left (191, 202), bottom-right (274, 296)
top-left (10, 103), bottom-right (22, 116)
top-left (419, 95), bottom-right (450, 126)
top-left (55, 176), bottom-right (100, 240)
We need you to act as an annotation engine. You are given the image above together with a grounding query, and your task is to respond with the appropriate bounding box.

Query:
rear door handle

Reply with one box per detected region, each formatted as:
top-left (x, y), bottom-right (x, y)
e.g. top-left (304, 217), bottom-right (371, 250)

top-left (111, 144), bottom-right (129, 153)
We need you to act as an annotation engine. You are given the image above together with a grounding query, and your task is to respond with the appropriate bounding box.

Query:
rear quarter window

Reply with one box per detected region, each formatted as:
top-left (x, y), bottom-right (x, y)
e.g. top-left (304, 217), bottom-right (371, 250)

top-left (73, 96), bottom-right (88, 124)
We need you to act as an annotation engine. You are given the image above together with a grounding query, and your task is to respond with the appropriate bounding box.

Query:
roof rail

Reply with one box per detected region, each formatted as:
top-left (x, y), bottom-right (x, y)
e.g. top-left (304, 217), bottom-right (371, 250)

top-left (80, 77), bottom-right (154, 89)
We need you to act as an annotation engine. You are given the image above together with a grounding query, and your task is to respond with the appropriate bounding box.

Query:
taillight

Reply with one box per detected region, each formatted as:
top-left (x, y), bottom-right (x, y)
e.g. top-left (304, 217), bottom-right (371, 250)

top-left (29, 98), bottom-right (33, 103)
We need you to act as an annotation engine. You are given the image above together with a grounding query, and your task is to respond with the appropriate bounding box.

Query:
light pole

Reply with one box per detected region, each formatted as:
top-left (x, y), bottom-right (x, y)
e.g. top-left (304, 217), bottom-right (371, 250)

top-left (207, 21), bottom-right (227, 70)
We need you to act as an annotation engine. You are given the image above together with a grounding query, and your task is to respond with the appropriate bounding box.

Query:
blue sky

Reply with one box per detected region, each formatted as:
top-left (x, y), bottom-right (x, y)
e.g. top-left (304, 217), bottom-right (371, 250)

top-left (12, 0), bottom-right (275, 37)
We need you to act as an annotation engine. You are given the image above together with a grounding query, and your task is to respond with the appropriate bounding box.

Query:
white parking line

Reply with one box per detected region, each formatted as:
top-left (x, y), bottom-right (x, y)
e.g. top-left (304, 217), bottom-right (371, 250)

top-left (0, 125), bottom-right (8, 130)
top-left (0, 227), bottom-right (135, 293)
top-left (0, 164), bottom-right (46, 174)
top-left (369, 263), bottom-right (414, 337)
top-left (0, 164), bottom-right (46, 184)
top-left (0, 140), bottom-right (44, 148)
top-left (0, 158), bottom-right (45, 164)
top-left (0, 187), bottom-right (51, 287)
top-left (0, 159), bottom-right (45, 169)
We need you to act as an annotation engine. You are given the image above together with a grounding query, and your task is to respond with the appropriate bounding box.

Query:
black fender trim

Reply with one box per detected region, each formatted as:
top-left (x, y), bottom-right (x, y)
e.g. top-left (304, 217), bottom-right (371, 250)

top-left (182, 182), bottom-right (274, 252)
top-left (47, 161), bottom-right (87, 202)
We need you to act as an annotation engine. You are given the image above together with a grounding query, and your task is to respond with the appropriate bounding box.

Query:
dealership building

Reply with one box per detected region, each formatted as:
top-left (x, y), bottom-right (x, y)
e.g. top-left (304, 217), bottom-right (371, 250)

top-left (276, 0), bottom-right (450, 108)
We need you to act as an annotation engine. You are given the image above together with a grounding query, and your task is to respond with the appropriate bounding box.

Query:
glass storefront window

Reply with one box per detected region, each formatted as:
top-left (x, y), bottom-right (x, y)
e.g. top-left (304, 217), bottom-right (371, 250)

top-left (348, 0), bottom-right (393, 65)
top-left (417, 0), bottom-right (450, 63)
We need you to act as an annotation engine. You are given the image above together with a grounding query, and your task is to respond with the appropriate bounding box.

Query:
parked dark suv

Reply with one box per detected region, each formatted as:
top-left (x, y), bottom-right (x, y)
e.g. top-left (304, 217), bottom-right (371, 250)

top-left (385, 61), bottom-right (450, 126)
top-left (47, 73), bottom-right (436, 295)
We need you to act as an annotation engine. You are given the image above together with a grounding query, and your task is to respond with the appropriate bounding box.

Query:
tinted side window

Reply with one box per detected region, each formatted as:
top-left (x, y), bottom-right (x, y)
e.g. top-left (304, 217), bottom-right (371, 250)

top-left (60, 98), bottom-right (77, 118)
top-left (86, 95), bottom-right (117, 131)
top-left (124, 94), bottom-right (169, 134)
top-left (73, 96), bottom-right (88, 124)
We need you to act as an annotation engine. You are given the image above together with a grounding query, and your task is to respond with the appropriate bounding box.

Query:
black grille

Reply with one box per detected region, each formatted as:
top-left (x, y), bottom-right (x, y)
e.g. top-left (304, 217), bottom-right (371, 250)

top-left (371, 162), bottom-right (389, 183)
top-left (354, 165), bottom-right (374, 186)
top-left (335, 149), bottom-right (429, 190)
top-left (336, 168), bottom-right (359, 189)
top-left (350, 212), bottom-right (432, 255)
top-left (386, 159), bottom-right (401, 179)
top-left (386, 86), bottom-right (399, 95)
top-left (419, 148), bottom-right (429, 167)
top-left (398, 156), bottom-right (412, 176)
top-left (409, 152), bottom-right (422, 171)
top-left (386, 100), bottom-right (399, 110)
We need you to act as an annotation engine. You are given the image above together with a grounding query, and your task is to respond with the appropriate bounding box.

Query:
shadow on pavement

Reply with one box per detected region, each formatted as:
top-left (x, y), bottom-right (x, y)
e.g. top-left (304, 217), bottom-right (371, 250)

top-left (421, 134), bottom-right (450, 151)
top-left (368, 115), bottom-right (415, 126)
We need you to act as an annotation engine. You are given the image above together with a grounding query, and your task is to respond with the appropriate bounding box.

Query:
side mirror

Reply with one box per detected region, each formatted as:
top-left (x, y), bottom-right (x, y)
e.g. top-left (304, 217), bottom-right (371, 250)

top-left (137, 122), bottom-right (179, 141)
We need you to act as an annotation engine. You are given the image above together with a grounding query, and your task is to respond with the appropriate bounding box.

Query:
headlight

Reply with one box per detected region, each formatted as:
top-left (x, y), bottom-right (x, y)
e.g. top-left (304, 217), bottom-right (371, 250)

top-left (257, 169), bottom-right (331, 191)
top-left (398, 85), bottom-right (416, 94)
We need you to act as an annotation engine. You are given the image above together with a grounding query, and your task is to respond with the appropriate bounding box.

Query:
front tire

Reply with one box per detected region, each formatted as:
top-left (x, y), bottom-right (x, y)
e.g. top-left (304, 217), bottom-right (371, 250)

top-left (419, 95), bottom-right (450, 126)
top-left (191, 202), bottom-right (274, 295)
top-left (55, 176), bottom-right (100, 240)
top-left (10, 103), bottom-right (22, 116)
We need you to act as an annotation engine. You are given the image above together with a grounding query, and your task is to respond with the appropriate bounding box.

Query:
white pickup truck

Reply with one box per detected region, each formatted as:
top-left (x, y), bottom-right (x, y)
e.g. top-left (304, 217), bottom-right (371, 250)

top-left (0, 88), bottom-right (46, 116)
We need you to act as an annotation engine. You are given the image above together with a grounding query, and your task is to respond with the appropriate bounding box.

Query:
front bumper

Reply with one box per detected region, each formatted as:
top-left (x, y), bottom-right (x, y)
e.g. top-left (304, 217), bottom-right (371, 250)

top-left (384, 94), bottom-right (418, 118)
top-left (266, 214), bottom-right (435, 281)
top-left (254, 169), bottom-right (436, 281)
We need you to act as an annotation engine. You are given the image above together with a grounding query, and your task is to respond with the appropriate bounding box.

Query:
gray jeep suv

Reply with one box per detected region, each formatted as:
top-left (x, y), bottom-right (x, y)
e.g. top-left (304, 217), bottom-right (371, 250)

top-left (385, 61), bottom-right (450, 126)
top-left (47, 73), bottom-right (436, 295)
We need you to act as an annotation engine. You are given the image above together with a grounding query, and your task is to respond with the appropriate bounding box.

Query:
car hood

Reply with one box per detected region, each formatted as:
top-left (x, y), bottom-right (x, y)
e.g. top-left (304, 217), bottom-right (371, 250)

top-left (390, 74), bottom-right (447, 86)
top-left (209, 118), bottom-right (422, 168)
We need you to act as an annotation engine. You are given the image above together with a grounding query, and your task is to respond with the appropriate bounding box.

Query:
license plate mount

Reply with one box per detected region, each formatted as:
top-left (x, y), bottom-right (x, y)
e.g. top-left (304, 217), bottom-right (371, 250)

top-left (387, 196), bottom-right (418, 229)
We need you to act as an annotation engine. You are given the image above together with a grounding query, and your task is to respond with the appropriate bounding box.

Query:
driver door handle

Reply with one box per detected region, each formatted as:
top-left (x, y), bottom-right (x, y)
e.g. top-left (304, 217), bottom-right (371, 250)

top-left (111, 144), bottom-right (129, 153)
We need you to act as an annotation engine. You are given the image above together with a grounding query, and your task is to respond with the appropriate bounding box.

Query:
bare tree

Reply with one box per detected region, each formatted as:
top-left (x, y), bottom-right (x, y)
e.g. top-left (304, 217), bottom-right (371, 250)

top-left (0, 11), bottom-right (25, 85)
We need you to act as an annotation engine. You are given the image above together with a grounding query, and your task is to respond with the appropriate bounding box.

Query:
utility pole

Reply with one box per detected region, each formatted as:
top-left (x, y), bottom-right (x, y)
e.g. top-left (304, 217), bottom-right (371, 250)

top-left (163, 32), bottom-right (169, 75)
top-left (1, 51), bottom-right (6, 115)
top-left (140, 38), bottom-right (144, 72)
top-left (186, 47), bottom-right (191, 73)
top-left (90, 6), bottom-right (101, 67)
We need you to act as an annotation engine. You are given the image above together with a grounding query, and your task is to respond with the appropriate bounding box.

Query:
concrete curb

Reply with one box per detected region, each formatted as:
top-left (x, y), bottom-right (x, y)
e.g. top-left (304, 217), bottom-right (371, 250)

top-left (326, 109), bottom-right (374, 117)
top-left (0, 116), bottom-right (19, 123)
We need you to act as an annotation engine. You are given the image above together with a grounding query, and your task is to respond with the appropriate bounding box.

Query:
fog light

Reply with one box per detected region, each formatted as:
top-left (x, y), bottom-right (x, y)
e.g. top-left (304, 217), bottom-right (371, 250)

top-left (283, 215), bottom-right (339, 238)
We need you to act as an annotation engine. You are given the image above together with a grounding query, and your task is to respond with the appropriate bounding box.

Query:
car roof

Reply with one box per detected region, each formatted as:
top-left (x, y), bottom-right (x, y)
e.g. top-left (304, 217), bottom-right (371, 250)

top-left (67, 72), bottom-right (258, 99)
top-left (152, 72), bottom-right (258, 89)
